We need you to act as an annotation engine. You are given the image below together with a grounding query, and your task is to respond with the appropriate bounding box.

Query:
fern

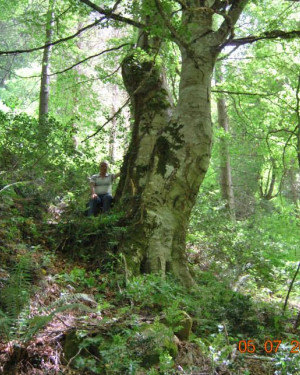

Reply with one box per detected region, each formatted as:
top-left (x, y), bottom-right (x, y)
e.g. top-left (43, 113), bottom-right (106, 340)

top-left (22, 302), bottom-right (93, 342)
top-left (0, 310), bottom-right (12, 341)
top-left (0, 254), bottom-right (33, 340)
top-left (1, 254), bottom-right (32, 321)
top-left (0, 254), bottom-right (95, 344)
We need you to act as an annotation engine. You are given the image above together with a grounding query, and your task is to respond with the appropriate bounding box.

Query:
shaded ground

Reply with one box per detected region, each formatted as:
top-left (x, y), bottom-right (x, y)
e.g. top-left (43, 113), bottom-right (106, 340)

top-left (0, 196), bottom-right (299, 375)
top-left (0, 249), bottom-right (283, 375)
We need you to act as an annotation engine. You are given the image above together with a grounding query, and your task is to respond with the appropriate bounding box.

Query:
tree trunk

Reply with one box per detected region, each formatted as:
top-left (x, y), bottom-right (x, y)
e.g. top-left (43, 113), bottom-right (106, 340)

top-left (109, 86), bottom-right (119, 163)
top-left (296, 74), bottom-right (300, 168)
top-left (38, 0), bottom-right (56, 127)
top-left (70, 21), bottom-right (85, 150)
top-left (284, 161), bottom-right (300, 208)
top-left (115, 1), bottom-right (249, 285)
top-left (259, 158), bottom-right (277, 201)
top-left (216, 71), bottom-right (235, 220)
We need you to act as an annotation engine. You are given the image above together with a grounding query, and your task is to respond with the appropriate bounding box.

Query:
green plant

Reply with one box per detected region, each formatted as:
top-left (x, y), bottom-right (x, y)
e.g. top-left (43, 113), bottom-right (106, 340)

top-left (122, 273), bottom-right (186, 309)
top-left (158, 352), bottom-right (175, 373)
top-left (57, 267), bottom-right (101, 290)
top-left (0, 254), bottom-right (33, 340)
top-left (273, 342), bottom-right (300, 375)
top-left (0, 254), bottom-right (93, 345)
top-left (163, 301), bottom-right (185, 331)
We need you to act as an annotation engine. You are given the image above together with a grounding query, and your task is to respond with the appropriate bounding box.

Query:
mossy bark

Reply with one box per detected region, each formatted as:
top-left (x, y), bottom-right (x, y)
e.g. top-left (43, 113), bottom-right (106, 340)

top-left (115, 1), bottom-right (249, 286)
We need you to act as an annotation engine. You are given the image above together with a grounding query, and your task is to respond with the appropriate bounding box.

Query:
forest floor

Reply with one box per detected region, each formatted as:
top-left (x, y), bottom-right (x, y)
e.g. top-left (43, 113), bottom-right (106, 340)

top-left (0, 250), bottom-right (277, 375)
top-left (0, 197), bottom-right (299, 375)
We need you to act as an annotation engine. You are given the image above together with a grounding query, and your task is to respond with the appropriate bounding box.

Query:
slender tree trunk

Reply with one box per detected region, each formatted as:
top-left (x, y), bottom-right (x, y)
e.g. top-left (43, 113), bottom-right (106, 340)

top-left (216, 70), bottom-right (235, 220)
top-left (39, 0), bottom-right (56, 127)
top-left (285, 161), bottom-right (300, 208)
top-left (70, 21), bottom-right (85, 150)
top-left (296, 74), bottom-right (300, 168)
top-left (115, 1), bottom-right (249, 285)
top-left (109, 86), bottom-right (119, 163)
top-left (109, 112), bottom-right (116, 163)
top-left (260, 158), bottom-right (277, 200)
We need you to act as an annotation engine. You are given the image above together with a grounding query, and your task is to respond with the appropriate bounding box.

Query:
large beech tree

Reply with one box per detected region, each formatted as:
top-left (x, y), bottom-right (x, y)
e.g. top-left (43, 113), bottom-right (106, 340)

top-left (78, 0), bottom-right (250, 284)
top-left (1, 0), bottom-right (298, 284)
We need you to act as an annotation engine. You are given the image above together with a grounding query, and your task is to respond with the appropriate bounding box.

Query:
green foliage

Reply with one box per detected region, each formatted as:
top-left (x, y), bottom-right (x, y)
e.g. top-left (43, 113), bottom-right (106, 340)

top-left (273, 342), bottom-right (300, 375)
top-left (53, 211), bottom-right (126, 268)
top-left (0, 253), bottom-right (40, 341)
top-left (57, 266), bottom-right (99, 289)
top-left (123, 273), bottom-right (184, 309)
top-left (189, 188), bottom-right (300, 297)
top-left (0, 0), bottom-right (299, 373)
top-left (0, 110), bottom-right (101, 228)
top-left (121, 273), bottom-right (281, 338)
top-left (0, 110), bottom-right (81, 177)
top-left (71, 318), bottom-right (178, 374)
top-left (0, 254), bottom-right (33, 329)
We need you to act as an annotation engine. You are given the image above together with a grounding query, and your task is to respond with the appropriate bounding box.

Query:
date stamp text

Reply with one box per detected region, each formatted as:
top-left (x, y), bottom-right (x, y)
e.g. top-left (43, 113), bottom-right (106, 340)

top-left (238, 340), bottom-right (300, 354)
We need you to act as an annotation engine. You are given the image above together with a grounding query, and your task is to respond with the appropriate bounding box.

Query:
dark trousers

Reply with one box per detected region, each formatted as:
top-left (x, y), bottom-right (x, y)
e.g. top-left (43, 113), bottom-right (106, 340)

top-left (88, 193), bottom-right (112, 216)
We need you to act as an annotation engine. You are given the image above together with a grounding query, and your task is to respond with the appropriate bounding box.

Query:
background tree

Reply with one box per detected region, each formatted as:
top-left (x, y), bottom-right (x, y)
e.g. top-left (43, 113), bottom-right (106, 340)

top-left (216, 66), bottom-right (235, 220)
top-left (39, 0), bottom-right (56, 127)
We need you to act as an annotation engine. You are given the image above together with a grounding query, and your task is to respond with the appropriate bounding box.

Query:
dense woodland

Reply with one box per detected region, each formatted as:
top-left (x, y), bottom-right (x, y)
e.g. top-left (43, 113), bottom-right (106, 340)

top-left (0, 0), bottom-right (300, 374)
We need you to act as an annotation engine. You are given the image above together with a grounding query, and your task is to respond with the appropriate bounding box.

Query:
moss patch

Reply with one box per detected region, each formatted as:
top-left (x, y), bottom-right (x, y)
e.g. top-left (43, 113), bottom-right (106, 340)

top-left (155, 123), bottom-right (184, 177)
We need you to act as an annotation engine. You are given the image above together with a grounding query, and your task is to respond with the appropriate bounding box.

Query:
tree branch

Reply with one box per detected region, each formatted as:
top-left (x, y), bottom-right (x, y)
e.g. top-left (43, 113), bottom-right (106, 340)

top-left (0, 18), bottom-right (105, 56)
top-left (82, 97), bottom-right (130, 142)
top-left (62, 66), bottom-right (121, 90)
top-left (111, 0), bottom-right (123, 13)
top-left (83, 44), bottom-right (163, 142)
top-left (213, 0), bottom-right (250, 45)
top-left (225, 29), bottom-right (300, 47)
top-left (47, 43), bottom-right (132, 76)
top-left (154, 0), bottom-right (189, 49)
top-left (268, 128), bottom-right (297, 136)
top-left (0, 181), bottom-right (31, 194)
top-left (0, 46), bottom-right (128, 79)
top-left (217, 45), bottom-right (239, 61)
top-left (212, 89), bottom-right (273, 97)
top-left (78, 0), bottom-right (145, 29)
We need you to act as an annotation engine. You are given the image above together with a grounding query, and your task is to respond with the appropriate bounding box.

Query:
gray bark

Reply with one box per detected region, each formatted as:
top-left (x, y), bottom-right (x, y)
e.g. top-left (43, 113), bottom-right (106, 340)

top-left (115, 0), bottom-right (249, 285)
top-left (38, 0), bottom-right (56, 127)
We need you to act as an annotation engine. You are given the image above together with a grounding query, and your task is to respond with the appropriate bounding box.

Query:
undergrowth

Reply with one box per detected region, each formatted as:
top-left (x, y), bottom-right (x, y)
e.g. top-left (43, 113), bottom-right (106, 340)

top-left (0, 209), bottom-right (299, 374)
top-left (0, 110), bottom-right (299, 374)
